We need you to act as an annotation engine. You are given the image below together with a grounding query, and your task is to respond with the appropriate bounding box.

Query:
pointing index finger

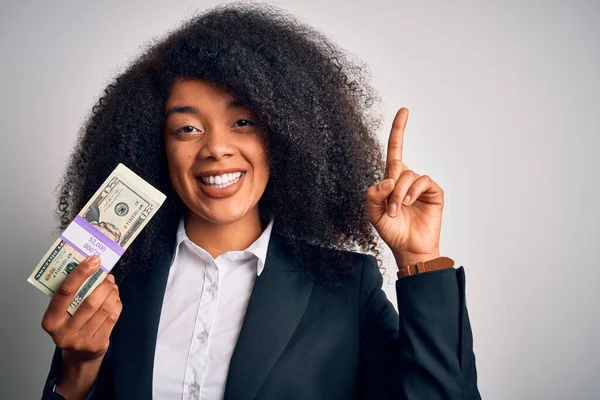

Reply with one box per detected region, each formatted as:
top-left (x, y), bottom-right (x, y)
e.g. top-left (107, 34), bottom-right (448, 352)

top-left (385, 108), bottom-right (409, 178)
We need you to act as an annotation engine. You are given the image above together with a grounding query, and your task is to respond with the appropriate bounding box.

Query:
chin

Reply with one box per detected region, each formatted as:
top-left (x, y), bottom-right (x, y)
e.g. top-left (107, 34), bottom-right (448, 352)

top-left (189, 204), bottom-right (249, 225)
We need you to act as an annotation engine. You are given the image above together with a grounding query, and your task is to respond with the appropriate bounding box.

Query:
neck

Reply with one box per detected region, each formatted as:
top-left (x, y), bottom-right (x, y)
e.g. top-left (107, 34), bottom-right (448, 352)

top-left (184, 207), bottom-right (265, 259)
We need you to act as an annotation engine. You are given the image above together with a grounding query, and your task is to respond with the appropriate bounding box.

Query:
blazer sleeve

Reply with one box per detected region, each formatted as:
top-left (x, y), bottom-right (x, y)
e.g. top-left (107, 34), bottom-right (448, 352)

top-left (41, 347), bottom-right (66, 400)
top-left (357, 254), bottom-right (481, 400)
top-left (40, 345), bottom-right (113, 400)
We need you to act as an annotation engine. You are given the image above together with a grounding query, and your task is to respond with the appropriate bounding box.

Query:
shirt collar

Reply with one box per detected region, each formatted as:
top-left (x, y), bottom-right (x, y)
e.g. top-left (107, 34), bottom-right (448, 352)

top-left (174, 212), bottom-right (275, 276)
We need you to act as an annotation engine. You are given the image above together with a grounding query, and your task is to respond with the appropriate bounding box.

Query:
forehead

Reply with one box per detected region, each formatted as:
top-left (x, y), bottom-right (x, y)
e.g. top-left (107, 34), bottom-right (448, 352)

top-left (165, 79), bottom-right (236, 108)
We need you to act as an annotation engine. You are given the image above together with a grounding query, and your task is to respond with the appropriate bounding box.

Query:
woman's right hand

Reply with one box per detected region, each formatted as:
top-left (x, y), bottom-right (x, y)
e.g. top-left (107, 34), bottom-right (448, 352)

top-left (41, 255), bottom-right (122, 397)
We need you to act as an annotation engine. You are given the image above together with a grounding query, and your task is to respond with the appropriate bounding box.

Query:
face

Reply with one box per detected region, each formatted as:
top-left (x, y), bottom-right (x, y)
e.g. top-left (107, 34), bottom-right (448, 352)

top-left (164, 78), bottom-right (269, 225)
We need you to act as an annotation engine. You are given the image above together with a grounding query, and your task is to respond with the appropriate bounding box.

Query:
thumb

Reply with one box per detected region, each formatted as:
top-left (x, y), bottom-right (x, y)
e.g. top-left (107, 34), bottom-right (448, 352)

top-left (366, 179), bottom-right (395, 223)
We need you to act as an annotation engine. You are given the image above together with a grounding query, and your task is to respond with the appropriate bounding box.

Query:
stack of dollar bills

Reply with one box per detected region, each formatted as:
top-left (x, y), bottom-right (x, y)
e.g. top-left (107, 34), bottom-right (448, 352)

top-left (27, 163), bottom-right (166, 315)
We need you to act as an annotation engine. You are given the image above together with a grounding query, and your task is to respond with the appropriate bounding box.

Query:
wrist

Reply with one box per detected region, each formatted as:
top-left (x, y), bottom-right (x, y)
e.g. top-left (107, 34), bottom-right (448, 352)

top-left (393, 250), bottom-right (441, 269)
top-left (56, 351), bottom-right (104, 399)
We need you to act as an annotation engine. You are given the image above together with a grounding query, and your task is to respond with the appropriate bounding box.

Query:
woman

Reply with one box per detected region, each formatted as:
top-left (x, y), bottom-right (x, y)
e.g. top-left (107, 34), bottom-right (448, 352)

top-left (40, 3), bottom-right (480, 399)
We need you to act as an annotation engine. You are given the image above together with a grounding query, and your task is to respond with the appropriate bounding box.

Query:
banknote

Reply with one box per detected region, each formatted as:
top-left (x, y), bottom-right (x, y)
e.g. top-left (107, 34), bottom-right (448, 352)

top-left (28, 163), bottom-right (166, 314)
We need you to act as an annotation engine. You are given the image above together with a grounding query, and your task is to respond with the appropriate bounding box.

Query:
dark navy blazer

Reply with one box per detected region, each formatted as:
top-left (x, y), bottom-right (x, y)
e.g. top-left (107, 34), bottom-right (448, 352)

top-left (42, 228), bottom-right (481, 399)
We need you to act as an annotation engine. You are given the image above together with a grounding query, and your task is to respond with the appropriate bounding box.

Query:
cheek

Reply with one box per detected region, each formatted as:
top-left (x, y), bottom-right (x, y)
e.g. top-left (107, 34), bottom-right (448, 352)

top-left (251, 143), bottom-right (269, 173)
top-left (256, 149), bottom-right (270, 185)
top-left (166, 144), bottom-right (194, 171)
top-left (165, 144), bottom-right (197, 192)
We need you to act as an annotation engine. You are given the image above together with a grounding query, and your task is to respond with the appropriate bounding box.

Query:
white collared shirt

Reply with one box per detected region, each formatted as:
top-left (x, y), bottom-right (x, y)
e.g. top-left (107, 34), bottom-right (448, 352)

top-left (153, 215), bottom-right (275, 400)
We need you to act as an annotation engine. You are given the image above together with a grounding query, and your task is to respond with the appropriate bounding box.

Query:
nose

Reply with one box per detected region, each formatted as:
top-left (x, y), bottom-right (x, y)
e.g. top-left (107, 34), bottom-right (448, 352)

top-left (197, 126), bottom-right (235, 161)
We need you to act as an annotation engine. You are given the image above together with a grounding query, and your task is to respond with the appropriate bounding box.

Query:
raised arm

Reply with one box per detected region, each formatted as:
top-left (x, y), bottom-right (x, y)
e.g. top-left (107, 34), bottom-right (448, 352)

top-left (361, 107), bottom-right (480, 398)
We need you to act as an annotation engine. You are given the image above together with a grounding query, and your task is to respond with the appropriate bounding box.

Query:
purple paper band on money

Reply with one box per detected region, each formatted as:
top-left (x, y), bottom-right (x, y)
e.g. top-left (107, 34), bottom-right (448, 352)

top-left (58, 235), bottom-right (111, 273)
top-left (73, 216), bottom-right (125, 256)
top-left (59, 215), bottom-right (126, 273)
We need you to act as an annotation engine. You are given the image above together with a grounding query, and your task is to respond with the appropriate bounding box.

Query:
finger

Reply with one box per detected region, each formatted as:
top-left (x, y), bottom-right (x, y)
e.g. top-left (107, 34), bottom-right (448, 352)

top-left (67, 273), bottom-right (116, 331)
top-left (366, 178), bottom-right (396, 223)
top-left (43, 255), bottom-right (102, 327)
top-left (388, 170), bottom-right (420, 217)
top-left (385, 108), bottom-right (409, 179)
top-left (79, 284), bottom-right (120, 337)
top-left (404, 175), bottom-right (444, 206)
top-left (403, 175), bottom-right (432, 205)
top-left (385, 159), bottom-right (408, 184)
top-left (92, 298), bottom-right (123, 342)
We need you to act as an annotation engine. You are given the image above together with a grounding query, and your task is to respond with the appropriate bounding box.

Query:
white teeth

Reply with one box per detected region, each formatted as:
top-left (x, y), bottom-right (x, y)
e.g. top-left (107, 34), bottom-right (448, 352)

top-left (200, 171), bottom-right (243, 187)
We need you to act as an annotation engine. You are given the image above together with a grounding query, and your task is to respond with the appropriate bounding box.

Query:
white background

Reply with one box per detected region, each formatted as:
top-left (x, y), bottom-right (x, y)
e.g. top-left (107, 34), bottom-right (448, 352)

top-left (1, 0), bottom-right (598, 398)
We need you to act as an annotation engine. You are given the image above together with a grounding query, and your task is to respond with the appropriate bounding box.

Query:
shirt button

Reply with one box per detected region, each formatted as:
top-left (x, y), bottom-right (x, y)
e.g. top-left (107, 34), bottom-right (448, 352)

top-left (188, 383), bottom-right (198, 393)
top-left (207, 283), bottom-right (217, 293)
top-left (197, 330), bottom-right (208, 342)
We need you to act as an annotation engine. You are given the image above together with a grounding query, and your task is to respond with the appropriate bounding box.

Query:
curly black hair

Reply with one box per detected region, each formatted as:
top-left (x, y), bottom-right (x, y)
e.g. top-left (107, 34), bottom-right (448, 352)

top-left (56, 2), bottom-right (389, 288)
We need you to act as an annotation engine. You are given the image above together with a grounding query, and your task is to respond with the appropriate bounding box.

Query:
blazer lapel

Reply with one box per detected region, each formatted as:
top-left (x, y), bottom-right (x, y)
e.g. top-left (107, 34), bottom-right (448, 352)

top-left (224, 230), bottom-right (314, 400)
top-left (110, 244), bottom-right (174, 399)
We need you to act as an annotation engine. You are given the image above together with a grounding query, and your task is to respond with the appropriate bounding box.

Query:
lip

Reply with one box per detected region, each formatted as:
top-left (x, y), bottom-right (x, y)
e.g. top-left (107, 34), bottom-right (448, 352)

top-left (197, 171), bottom-right (246, 199)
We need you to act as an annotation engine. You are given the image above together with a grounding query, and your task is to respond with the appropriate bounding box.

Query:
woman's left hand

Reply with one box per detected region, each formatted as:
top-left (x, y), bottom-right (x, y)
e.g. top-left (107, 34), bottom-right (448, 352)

top-left (366, 108), bottom-right (444, 267)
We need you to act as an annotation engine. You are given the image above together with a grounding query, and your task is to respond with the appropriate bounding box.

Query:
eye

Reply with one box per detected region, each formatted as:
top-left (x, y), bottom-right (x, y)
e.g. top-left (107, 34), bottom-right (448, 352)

top-left (174, 125), bottom-right (200, 135)
top-left (234, 119), bottom-right (255, 128)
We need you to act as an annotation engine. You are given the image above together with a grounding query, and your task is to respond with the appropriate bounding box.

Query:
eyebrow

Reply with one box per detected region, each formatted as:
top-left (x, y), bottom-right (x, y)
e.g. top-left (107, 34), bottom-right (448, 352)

top-left (165, 100), bottom-right (248, 118)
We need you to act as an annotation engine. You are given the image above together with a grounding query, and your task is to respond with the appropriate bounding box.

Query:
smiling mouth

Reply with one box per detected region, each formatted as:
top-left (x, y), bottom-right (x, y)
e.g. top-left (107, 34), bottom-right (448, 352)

top-left (197, 172), bottom-right (246, 189)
